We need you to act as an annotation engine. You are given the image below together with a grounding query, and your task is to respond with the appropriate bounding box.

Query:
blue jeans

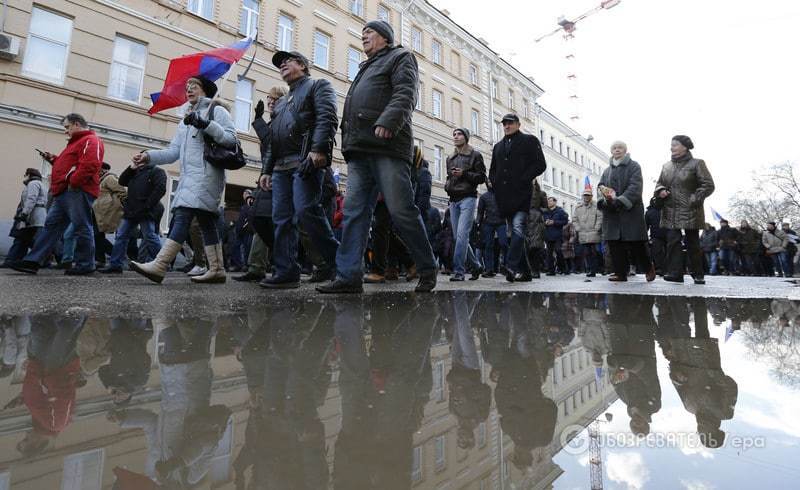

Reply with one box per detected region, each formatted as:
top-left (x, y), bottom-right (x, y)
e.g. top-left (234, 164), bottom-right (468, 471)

top-left (772, 251), bottom-right (791, 276)
top-left (24, 190), bottom-right (96, 271)
top-left (505, 211), bottom-right (528, 274)
top-left (168, 207), bottom-right (219, 245)
top-left (61, 223), bottom-right (76, 263)
top-left (109, 218), bottom-right (162, 268)
top-left (336, 154), bottom-right (435, 283)
top-left (705, 251), bottom-right (719, 275)
top-left (449, 197), bottom-right (480, 275)
top-left (481, 223), bottom-right (508, 273)
top-left (271, 168), bottom-right (339, 280)
top-left (719, 248), bottom-right (736, 273)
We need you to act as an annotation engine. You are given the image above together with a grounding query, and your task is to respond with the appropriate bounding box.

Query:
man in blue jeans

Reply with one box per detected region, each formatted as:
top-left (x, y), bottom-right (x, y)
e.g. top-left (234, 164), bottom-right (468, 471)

top-left (12, 113), bottom-right (104, 275)
top-left (477, 185), bottom-right (507, 277)
top-left (317, 20), bottom-right (437, 293)
top-left (99, 161), bottom-right (166, 273)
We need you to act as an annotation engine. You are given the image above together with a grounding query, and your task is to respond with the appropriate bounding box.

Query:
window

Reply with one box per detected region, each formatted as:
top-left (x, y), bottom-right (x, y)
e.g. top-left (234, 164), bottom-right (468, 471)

top-left (416, 81), bottom-right (423, 110)
top-left (471, 109), bottom-right (480, 136)
top-left (540, 129), bottom-right (545, 141)
top-left (451, 51), bottom-right (461, 76)
top-left (469, 64), bottom-right (479, 86)
top-left (107, 36), bottom-right (146, 103)
top-left (576, 178), bottom-right (580, 195)
top-left (451, 99), bottom-right (462, 126)
top-left (561, 171), bottom-right (566, 190)
top-left (543, 165), bottom-right (550, 182)
top-left (377, 4), bottom-right (390, 22)
top-left (492, 120), bottom-right (501, 142)
top-left (431, 89), bottom-right (442, 118)
top-left (431, 39), bottom-right (442, 65)
top-left (508, 89), bottom-right (514, 109)
top-left (432, 359), bottom-right (445, 400)
top-left (313, 31), bottom-right (330, 70)
top-left (559, 141), bottom-right (563, 155)
top-left (433, 146), bottom-right (444, 182)
top-left (347, 47), bottom-right (362, 81)
top-left (62, 449), bottom-right (104, 490)
top-left (552, 168), bottom-right (557, 186)
top-left (187, 0), bottom-right (213, 19)
top-left (581, 154), bottom-right (585, 166)
top-left (567, 145), bottom-right (571, 160)
top-left (234, 77), bottom-right (253, 132)
top-left (569, 176), bottom-right (574, 194)
top-left (550, 135), bottom-right (555, 148)
top-left (350, 0), bottom-right (364, 17)
top-left (412, 446), bottom-right (423, 482)
top-left (22, 7), bottom-right (73, 84)
top-left (240, 0), bottom-right (259, 37)
top-left (412, 27), bottom-right (422, 53)
top-left (277, 15), bottom-right (294, 51)
top-left (435, 435), bottom-right (446, 470)
top-left (490, 78), bottom-right (497, 99)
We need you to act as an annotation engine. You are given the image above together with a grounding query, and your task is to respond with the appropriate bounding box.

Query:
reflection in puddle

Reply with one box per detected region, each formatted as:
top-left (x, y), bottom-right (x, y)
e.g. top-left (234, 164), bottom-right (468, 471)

top-left (0, 294), bottom-right (796, 489)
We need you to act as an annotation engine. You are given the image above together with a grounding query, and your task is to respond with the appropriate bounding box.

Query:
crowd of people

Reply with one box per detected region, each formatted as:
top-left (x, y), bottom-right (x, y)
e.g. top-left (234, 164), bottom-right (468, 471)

top-left (3, 19), bottom-right (797, 290)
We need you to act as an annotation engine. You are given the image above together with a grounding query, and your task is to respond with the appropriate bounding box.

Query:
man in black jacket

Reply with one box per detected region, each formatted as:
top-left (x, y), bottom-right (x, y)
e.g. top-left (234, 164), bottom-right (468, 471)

top-left (317, 20), bottom-right (437, 294)
top-left (99, 162), bottom-right (166, 273)
top-left (445, 128), bottom-right (486, 281)
top-left (488, 114), bottom-right (547, 282)
top-left (477, 186), bottom-right (507, 277)
top-left (258, 51), bottom-right (339, 289)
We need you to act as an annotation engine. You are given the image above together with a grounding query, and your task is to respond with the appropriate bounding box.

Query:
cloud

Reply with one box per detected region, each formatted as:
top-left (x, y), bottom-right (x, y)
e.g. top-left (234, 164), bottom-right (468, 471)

top-left (680, 479), bottom-right (715, 490)
top-left (605, 451), bottom-right (650, 490)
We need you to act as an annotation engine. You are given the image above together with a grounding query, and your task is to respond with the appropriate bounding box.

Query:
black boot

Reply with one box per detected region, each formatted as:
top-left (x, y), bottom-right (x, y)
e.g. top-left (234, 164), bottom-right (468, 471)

top-left (316, 279), bottom-right (364, 294)
top-left (415, 271), bottom-right (437, 292)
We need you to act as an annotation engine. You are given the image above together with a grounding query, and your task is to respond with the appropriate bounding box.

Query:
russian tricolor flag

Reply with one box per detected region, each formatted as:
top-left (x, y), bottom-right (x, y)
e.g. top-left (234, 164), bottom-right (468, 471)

top-left (148, 37), bottom-right (255, 115)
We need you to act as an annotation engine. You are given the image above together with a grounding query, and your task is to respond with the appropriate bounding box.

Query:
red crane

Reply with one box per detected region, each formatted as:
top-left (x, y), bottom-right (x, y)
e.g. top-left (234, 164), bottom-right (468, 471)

top-left (534, 0), bottom-right (622, 43)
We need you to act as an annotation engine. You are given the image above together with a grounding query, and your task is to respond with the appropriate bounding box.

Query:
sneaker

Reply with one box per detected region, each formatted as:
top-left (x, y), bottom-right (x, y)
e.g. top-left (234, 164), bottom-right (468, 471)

top-left (259, 275), bottom-right (300, 289)
top-left (187, 265), bottom-right (207, 277)
top-left (364, 273), bottom-right (386, 284)
top-left (415, 271), bottom-right (437, 293)
top-left (10, 260), bottom-right (39, 274)
top-left (233, 271), bottom-right (265, 282)
top-left (450, 274), bottom-right (465, 282)
top-left (98, 266), bottom-right (123, 274)
top-left (316, 279), bottom-right (364, 294)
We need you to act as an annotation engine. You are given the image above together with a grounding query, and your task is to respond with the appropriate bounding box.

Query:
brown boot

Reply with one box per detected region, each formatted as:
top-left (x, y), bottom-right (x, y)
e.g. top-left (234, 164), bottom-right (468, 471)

top-left (191, 244), bottom-right (226, 284)
top-left (131, 239), bottom-right (182, 284)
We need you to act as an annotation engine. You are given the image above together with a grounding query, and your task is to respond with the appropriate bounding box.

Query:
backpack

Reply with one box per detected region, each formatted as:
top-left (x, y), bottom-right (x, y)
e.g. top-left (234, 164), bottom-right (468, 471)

top-left (203, 102), bottom-right (247, 170)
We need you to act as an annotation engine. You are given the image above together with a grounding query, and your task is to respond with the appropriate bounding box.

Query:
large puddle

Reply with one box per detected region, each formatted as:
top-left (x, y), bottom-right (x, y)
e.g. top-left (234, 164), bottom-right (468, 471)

top-left (0, 292), bottom-right (797, 489)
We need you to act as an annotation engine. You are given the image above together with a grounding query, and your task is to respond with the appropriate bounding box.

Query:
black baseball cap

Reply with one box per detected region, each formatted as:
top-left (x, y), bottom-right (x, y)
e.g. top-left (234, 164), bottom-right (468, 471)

top-left (272, 50), bottom-right (310, 71)
top-left (501, 113), bottom-right (520, 123)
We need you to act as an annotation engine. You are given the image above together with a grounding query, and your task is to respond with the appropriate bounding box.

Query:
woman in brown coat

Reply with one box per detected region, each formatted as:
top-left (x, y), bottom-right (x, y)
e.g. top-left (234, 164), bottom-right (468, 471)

top-left (654, 135), bottom-right (715, 284)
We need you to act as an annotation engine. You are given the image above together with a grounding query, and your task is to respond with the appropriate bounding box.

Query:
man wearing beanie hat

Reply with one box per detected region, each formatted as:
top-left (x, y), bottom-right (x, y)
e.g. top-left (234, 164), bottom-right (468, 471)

top-left (445, 128), bottom-right (486, 281)
top-left (318, 19), bottom-right (437, 294)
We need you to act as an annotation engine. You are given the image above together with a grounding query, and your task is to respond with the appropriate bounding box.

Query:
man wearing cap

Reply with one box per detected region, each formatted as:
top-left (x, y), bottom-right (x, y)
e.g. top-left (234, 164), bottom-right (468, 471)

top-left (572, 186), bottom-right (603, 277)
top-left (258, 50), bottom-right (339, 289)
top-left (317, 19), bottom-right (437, 293)
top-left (488, 113), bottom-right (547, 282)
top-left (445, 128), bottom-right (486, 281)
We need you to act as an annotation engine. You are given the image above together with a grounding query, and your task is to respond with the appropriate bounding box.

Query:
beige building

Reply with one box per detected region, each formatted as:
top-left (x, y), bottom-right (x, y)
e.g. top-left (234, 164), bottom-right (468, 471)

top-left (0, 0), bottom-right (605, 255)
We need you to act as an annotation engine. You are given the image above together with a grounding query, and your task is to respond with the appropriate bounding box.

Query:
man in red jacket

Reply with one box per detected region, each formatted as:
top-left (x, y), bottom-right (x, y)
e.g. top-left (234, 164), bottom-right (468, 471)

top-left (12, 113), bottom-right (104, 275)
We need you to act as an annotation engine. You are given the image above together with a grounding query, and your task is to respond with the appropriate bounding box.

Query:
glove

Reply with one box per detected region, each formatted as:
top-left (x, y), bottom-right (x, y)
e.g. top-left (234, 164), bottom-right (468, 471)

top-left (254, 100), bottom-right (265, 120)
top-left (611, 199), bottom-right (624, 211)
top-left (18, 213), bottom-right (28, 222)
top-left (183, 112), bottom-right (210, 129)
top-left (298, 156), bottom-right (316, 180)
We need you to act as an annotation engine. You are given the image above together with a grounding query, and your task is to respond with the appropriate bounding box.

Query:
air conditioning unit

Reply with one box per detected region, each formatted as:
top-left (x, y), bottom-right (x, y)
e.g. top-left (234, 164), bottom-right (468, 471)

top-left (0, 33), bottom-right (21, 61)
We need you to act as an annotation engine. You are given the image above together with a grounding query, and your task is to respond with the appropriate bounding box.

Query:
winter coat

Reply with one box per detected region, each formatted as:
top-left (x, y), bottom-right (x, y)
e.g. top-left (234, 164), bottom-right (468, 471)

top-left (147, 97), bottom-right (234, 213)
top-left (597, 155), bottom-right (648, 242)
top-left (415, 162), bottom-right (432, 213)
top-left (525, 185), bottom-right (547, 250)
top-left (700, 228), bottom-right (719, 252)
top-left (655, 153), bottom-right (715, 230)
top-left (49, 129), bottom-right (104, 198)
top-left (118, 163), bottom-right (167, 222)
top-left (561, 222), bottom-right (577, 258)
top-left (15, 177), bottom-right (47, 228)
top-left (573, 200), bottom-right (602, 244)
top-left (645, 203), bottom-right (666, 240)
top-left (93, 172), bottom-right (127, 233)
top-left (542, 206), bottom-right (568, 242)
top-left (738, 227), bottom-right (762, 254)
top-left (717, 226), bottom-right (739, 250)
top-left (477, 190), bottom-right (503, 226)
top-left (762, 229), bottom-right (788, 254)
top-left (23, 357), bottom-right (81, 436)
top-left (425, 206), bottom-right (442, 247)
top-left (262, 76), bottom-right (338, 174)
top-left (445, 145), bottom-right (486, 201)
top-left (341, 45), bottom-right (418, 164)
top-left (488, 131), bottom-right (547, 217)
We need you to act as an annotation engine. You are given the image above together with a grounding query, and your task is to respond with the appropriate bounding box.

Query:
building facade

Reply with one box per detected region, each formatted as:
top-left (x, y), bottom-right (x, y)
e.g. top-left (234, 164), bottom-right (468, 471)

top-left (0, 0), bottom-right (605, 254)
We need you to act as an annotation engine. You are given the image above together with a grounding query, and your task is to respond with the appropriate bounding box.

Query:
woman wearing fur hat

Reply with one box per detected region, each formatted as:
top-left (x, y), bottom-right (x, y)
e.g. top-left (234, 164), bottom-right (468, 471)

top-left (654, 135), bottom-right (715, 284)
top-left (3, 169), bottom-right (47, 266)
top-left (130, 75), bottom-right (236, 284)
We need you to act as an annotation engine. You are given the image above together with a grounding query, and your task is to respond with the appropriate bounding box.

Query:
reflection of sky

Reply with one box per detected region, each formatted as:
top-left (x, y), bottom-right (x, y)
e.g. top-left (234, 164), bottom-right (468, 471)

top-left (554, 316), bottom-right (800, 489)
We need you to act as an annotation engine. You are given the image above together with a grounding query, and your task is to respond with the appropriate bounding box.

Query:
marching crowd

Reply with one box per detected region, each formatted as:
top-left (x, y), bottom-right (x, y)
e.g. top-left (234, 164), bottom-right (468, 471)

top-left (2, 19), bottom-right (797, 290)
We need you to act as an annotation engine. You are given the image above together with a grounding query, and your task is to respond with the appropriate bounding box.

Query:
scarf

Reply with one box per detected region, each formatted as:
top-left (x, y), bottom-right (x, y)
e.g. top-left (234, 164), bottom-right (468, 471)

top-left (671, 151), bottom-right (693, 163)
top-left (610, 154), bottom-right (630, 167)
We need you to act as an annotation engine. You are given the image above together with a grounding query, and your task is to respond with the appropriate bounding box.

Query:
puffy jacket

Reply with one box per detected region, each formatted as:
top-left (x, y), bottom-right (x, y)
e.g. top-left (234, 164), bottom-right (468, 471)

top-left (262, 76), bottom-right (338, 174)
top-left (477, 190), bottom-right (503, 226)
top-left (49, 129), bottom-right (104, 198)
top-left (700, 228), bottom-right (719, 252)
top-left (655, 154), bottom-right (715, 230)
top-left (763, 229), bottom-right (788, 254)
top-left (147, 97), bottom-right (235, 213)
top-left (738, 227), bottom-right (762, 254)
top-left (717, 226), bottom-right (739, 250)
top-left (93, 172), bottom-right (127, 233)
top-left (341, 45), bottom-right (418, 164)
top-left (489, 131), bottom-right (547, 217)
top-left (119, 163), bottom-right (167, 221)
top-left (542, 206), bottom-right (568, 242)
top-left (573, 201), bottom-right (602, 244)
top-left (15, 177), bottom-right (47, 228)
top-left (445, 146), bottom-right (486, 201)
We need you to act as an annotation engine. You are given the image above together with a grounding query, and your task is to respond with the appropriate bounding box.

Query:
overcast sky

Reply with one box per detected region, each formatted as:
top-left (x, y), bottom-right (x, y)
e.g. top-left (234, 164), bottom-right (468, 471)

top-left (431, 0), bottom-right (800, 218)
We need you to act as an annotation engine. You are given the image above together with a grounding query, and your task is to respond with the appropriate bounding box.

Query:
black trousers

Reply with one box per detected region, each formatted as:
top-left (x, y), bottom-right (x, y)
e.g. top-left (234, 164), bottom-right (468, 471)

top-left (666, 229), bottom-right (703, 278)
top-left (608, 240), bottom-right (652, 277)
top-left (371, 200), bottom-right (412, 275)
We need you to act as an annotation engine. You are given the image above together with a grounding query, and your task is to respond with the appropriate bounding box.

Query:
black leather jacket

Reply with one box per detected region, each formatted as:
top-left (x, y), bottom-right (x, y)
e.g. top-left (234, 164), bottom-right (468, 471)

top-left (445, 146), bottom-right (486, 201)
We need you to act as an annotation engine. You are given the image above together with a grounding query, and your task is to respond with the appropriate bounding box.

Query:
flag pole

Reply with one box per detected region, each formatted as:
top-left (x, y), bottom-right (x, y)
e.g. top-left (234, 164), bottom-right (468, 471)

top-left (212, 31), bottom-right (258, 104)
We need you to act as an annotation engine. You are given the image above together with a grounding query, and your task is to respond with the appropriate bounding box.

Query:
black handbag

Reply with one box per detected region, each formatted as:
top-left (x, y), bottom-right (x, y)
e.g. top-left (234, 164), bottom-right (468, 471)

top-left (202, 102), bottom-right (247, 170)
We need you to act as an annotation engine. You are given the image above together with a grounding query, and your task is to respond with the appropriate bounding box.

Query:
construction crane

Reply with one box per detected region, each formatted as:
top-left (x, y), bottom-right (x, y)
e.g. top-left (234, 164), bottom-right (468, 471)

top-left (533, 0), bottom-right (622, 122)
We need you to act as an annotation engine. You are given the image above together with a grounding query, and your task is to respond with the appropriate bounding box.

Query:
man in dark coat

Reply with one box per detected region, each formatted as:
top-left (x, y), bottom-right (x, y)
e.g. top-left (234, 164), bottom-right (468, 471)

top-left (717, 219), bottom-right (739, 275)
top-left (542, 197), bottom-right (568, 275)
top-left (736, 220), bottom-right (763, 276)
top-left (477, 185), bottom-right (506, 277)
top-left (99, 161), bottom-right (166, 273)
top-left (488, 113), bottom-right (547, 282)
top-left (318, 20), bottom-right (437, 294)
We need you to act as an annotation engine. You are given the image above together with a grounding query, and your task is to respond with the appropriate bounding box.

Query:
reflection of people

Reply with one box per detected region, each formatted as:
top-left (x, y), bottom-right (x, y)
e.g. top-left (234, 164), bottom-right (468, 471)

top-left (607, 295), bottom-right (661, 435)
top-left (657, 297), bottom-right (738, 448)
top-left (98, 319), bottom-right (153, 406)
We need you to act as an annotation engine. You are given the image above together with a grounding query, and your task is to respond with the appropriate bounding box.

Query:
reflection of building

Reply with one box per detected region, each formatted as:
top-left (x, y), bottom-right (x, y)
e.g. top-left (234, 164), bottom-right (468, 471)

top-left (0, 0), bottom-right (606, 253)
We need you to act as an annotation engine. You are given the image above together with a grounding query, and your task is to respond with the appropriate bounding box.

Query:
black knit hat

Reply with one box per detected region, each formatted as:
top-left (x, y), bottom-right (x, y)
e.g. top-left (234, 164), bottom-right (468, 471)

top-left (25, 168), bottom-right (41, 179)
top-left (364, 20), bottom-right (394, 45)
top-left (189, 75), bottom-right (218, 98)
top-left (101, 162), bottom-right (111, 171)
top-left (672, 134), bottom-right (694, 150)
top-left (453, 128), bottom-right (470, 143)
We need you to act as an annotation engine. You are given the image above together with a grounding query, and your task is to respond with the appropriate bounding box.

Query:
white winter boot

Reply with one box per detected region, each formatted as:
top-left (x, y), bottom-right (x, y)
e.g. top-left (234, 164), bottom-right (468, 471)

top-left (131, 239), bottom-right (182, 284)
top-left (190, 244), bottom-right (227, 284)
